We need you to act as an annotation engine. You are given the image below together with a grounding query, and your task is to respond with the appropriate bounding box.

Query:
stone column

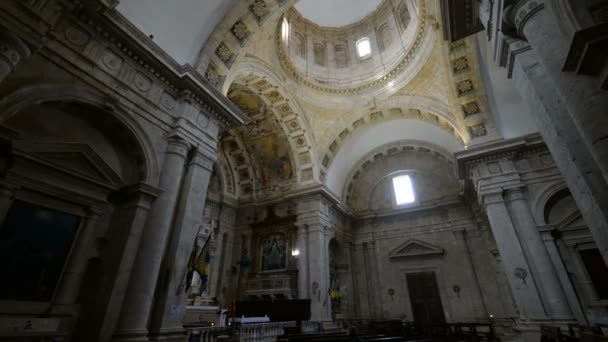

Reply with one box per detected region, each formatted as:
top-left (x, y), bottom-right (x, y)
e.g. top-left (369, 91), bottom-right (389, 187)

top-left (90, 183), bottom-right (161, 342)
top-left (483, 191), bottom-right (547, 320)
top-left (111, 137), bottom-right (190, 340)
top-left (55, 208), bottom-right (104, 305)
top-left (308, 224), bottom-right (330, 321)
top-left (296, 223), bottom-right (309, 299)
top-left (362, 242), bottom-right (377, 318)
top-left (540, 230), bottom-right (588, 325)
top-left (507, 42), bottom-right (608, 265)
top-left (509, 0), bottom-right (608, 180)
top-left (371, 240), bottom-right (385, 319)
top-left (150, 149), bottom-right (215, 340)
top-left (505, 188), bottom-right (573, 320)
top-left (453, 229), bottom-right (489, 319)
top-left (348, 242), bottom-right (360, 317)
top-left (0, 31), bottom-right (31, 84)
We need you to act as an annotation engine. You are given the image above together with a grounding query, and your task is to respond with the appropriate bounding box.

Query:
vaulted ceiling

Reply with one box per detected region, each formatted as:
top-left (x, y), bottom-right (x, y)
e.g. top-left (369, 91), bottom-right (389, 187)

top-left (112, 0), bottom-right (538, 207)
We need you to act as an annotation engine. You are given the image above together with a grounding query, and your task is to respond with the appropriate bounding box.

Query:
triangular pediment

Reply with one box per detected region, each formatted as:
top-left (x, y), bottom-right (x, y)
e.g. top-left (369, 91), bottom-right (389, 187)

top-left (14, 142), bottom-right (126, 188)
top-left (389, 239), bottom-right (444, 259)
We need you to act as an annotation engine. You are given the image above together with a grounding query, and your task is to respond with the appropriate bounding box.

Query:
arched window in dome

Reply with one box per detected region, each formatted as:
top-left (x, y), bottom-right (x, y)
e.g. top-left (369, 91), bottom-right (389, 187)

top-left (398, 4), bottom-right (411, 30)
top-left (314, 42), bottom-right (327, 66)
top-left (334, 42), bottom-right (349, 68)
top-left (356, 37), bottom-right (372, 59)
top-left (377, 23), bottom-right (392, 52)
top-left (281, 17), bottom-right (290, 43)
top-left (294, 32), bottom-right (306, 58)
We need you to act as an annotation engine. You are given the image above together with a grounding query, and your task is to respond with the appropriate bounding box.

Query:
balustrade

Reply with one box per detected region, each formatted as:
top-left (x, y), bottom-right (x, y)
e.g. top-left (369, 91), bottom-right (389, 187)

top-left (188, 322), bottom-right (297, 342)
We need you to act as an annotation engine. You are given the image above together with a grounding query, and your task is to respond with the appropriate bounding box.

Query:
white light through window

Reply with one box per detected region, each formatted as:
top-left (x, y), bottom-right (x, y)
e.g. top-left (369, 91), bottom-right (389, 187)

top-left (281, 18), bottom-right (290, 43)
top-left (356, 38), bottom-right (371, 58)
top-left (392, 175), bottom-right (415, 205)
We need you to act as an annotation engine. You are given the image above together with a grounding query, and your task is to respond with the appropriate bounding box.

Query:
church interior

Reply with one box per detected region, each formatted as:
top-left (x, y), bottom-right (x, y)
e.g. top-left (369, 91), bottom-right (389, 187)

top-left (0, 0), bottom-right (607, 341)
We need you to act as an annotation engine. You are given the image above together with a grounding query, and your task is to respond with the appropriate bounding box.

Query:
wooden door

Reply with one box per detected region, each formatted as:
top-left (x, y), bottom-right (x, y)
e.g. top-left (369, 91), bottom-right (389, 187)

top-left (406, 272), bottom-right (445, 327)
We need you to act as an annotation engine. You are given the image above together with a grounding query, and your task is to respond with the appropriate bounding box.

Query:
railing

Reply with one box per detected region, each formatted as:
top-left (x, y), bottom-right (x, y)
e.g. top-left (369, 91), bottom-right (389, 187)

top-left (245, 271), bottom-right (297, 297)
top-left (301, 321), bottom-right (324, 334)
top-left (187, 326), bottom-right (230, 342)
top-left (239, 321), bottom-right (297, 342)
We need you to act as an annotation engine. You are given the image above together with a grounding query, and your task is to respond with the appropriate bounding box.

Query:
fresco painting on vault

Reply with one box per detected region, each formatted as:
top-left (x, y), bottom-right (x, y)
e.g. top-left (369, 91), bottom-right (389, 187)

top-left (228, 85), bottom-right (294, 186)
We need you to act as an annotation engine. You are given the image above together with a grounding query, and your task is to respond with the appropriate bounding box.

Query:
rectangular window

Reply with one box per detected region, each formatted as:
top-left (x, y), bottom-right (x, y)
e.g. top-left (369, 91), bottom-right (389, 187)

top-left (392, 175), bottom-right (415, 205)
top-left (356, 38), bottom-right (371, 58)
top-left (0, 201), bottom-right (81, 301)
top-left (579, 248), bottom-right (608, 299)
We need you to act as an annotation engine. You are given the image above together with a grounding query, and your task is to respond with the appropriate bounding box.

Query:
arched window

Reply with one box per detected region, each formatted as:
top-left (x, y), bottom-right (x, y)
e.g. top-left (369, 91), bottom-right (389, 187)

top-left (398, 4), bottom-right (411, 30)
top-left (377, 23), bottom-right (392, 52)
top-left (281, 17), bottom-right (290, 43)
top-left (314, 42), bottom-right (326, 66)
top-left (294, 32), bottom-right (306, 58)
top-left (356, 37), bottom-right (372, 59)
top-left (334, 42), bottom-right (349, 68)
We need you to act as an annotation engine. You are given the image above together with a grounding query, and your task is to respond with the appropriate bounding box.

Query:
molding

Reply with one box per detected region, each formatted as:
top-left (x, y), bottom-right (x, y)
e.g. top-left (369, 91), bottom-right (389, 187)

top-left (389, 238), bottom-right (445, 259)
top-left (455, 132), bottom-right (545, 179)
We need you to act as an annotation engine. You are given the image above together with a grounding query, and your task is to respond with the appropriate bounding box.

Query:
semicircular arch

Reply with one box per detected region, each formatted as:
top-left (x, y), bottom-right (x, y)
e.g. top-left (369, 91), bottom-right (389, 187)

top-left (0, 84), bottom-right (159, 184)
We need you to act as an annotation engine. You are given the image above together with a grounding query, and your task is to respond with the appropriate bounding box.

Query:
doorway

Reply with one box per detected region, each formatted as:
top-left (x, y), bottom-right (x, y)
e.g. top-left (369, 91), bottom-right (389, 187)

top-left (406, 272), bottom-right (445, 327)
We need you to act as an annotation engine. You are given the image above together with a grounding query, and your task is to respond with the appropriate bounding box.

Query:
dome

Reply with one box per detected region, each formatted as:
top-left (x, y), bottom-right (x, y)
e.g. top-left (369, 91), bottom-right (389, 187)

top-left (294, 0), bottom-right (383, 28)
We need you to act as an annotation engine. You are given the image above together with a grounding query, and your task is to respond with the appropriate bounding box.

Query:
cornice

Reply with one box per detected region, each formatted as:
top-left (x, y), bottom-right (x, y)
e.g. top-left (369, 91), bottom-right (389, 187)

top-left (455, 132), bottom-right (545, 179)
top-left (13, 0), bottom-right (248, 129)
top-left (275, 0), bottom-right (431, 95)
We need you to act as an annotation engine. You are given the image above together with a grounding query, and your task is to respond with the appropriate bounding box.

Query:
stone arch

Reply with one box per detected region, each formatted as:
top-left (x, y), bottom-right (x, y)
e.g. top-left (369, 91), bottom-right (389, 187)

top-left (197, 0), bottom-right (297, 89)
top-left (342, 140), bottom-right (457, 210)
top-left (219, 130), bottom-right (257, 199)
top-left (0, 84), bottom-right (158, 183)
top-left (531, 181), bottom-right (577, 226)
top-left (320, 96), bottom-right (465, 175)
top-left (224, 59), bottom-right (321, 186)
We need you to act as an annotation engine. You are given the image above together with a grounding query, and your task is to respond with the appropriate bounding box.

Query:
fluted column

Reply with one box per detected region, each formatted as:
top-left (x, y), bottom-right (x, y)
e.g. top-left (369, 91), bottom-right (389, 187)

top-left (483, 191), bottom-right (547, 319)
top-left (112, 137), bottom-right (190, 340)
top-left (150, 148), bottom-right (215, 339)
top-left (90, 183), bottom-right (161, 342)
top-left (508, 0), bottom-right (608, 180)
top-left (506, 39), bottom-right (608, 265)
top-left (308, 224), bottom-right (330, 321)
top-left (362, 242), bottom-right (377, 318)
top-left (540, 230), bottom-right (588, 325)
top-left (55, 208), bottom-right (104, 305)
top-left (0, 30), bottom-right (31, 84)
top-left (505, 188), bottom-right (573, 320)
top-left (295, 223), bottom-right (309, 299)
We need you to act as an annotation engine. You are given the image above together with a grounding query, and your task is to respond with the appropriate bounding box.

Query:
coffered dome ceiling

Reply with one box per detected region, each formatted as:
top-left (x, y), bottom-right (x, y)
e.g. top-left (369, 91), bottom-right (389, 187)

top-left (294, 0), bottom-right (384, 27)
top-left (116, 0), bottom-right (499, 206)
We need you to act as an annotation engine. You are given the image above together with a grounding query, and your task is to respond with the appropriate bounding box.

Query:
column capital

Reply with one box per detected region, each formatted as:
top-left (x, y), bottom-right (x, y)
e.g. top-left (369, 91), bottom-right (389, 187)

top-left (507, 0), bottom-right (546, 37)
top-left (109, 182), bottom-right (162, 207)
top-left (480, 190), bottom-right (505, 207)
top-left (189, 148), bottom-right (216, 172)
top-left (165, 135), bottom-right (191, 158)
top-left (295, 223), bottom-right (309, 232)
top-left (85, 206), bottom-right (105, 219)
top-left (504, 186), bottom-right (527, 202)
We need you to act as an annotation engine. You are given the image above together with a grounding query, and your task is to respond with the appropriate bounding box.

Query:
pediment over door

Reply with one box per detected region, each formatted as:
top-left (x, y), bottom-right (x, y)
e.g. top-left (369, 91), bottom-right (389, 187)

top-left (389, 239), bottom-right (445, 259)
top-left (14, 142), bottom-right (126, 188)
